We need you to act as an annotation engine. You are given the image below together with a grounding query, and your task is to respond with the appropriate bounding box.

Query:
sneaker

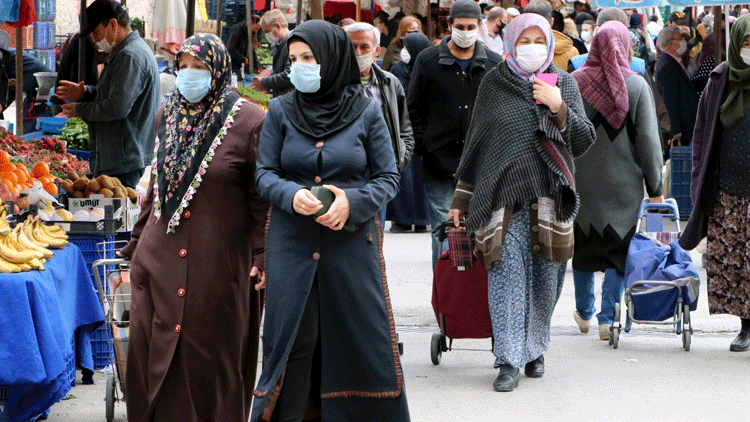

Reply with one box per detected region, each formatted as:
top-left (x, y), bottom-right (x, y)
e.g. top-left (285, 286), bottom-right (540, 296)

top-left (599, 324), bottom-right (611, 341)
top-left (389, 223), bottom-right (412, 233)
top-left (574, 311), bottom-right (590, 333)
top-left (414, 225), bottom-right (428, 233)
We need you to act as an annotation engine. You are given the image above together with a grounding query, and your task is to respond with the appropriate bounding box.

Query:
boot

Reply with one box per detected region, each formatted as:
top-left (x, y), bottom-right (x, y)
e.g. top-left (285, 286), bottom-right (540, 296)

top-left (730, 318), bottom-right (750, 352)
top-left (493, 364), bottom-right (520, 392)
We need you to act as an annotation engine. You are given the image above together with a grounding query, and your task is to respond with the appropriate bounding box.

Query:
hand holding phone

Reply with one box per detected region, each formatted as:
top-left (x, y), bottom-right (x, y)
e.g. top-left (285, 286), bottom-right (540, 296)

top-left (534, 73), bottom-right (558, 105)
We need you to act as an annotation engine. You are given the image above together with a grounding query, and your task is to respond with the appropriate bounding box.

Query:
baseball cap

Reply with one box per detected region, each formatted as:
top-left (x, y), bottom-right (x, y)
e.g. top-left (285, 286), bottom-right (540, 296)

top-left (81, 0), bottom-right (126, 37)
top-left (507, 7), bottom-right (520, 17)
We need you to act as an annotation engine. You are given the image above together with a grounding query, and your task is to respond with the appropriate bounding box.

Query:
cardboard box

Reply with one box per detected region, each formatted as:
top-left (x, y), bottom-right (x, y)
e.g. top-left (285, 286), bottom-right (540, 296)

top-left (68, 195), bottom-right (141, 233)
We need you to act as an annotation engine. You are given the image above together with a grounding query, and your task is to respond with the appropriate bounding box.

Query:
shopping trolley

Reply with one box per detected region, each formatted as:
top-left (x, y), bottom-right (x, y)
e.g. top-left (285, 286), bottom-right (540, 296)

top-left (92, 254), bottom-right (131, 422)
top-left (610, 198), bottom-right (700, 351)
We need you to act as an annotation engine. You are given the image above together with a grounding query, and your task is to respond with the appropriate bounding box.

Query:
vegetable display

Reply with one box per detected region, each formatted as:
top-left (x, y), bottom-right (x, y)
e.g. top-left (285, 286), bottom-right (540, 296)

top-left (59, 118), bottom-right (89, 151)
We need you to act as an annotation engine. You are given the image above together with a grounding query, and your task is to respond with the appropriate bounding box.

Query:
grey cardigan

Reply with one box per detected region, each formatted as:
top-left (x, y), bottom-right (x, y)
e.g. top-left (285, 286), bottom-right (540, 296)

top-left (77, 31), bottom-right (160, 176)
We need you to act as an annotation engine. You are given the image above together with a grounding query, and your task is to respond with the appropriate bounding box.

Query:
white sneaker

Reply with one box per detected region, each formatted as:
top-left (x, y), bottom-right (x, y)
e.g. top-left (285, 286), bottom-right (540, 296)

top-left (573, 311), bottom-right (590, 334)
top-left (599, 324), bottom-right (611, 341)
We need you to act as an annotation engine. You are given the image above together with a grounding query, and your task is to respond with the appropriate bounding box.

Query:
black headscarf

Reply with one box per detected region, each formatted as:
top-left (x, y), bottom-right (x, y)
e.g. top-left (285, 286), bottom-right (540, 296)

top-left (154, 33), bottom-right (240, 233)
top-left (279, 20), bottom-right (371, 138)
top-left (402, 32), bottom-right (432, 68)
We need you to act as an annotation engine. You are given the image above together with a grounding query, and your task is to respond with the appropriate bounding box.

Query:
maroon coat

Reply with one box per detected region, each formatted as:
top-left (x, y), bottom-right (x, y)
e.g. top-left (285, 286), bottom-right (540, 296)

top-left (120, 100), bottom-right (269, 422)
top-left (679, 64), bottom-right (728, 251)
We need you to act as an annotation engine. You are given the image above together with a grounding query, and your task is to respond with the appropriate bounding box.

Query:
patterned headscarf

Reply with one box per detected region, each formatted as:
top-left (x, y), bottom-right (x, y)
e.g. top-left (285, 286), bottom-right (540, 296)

top-left (572, 21), bottom-right (635, 129)
top-left (721, 14), bottom-right (750, 126)
top-left (503, 13), bottom-right (555, 81)
top-left (153, 33), bottom-right (241, 233)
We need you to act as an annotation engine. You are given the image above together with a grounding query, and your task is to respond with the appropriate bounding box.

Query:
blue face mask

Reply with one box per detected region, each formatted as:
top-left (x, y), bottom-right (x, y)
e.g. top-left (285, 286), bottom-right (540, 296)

top-left (289, 62), bottom-right (321, 93)
top-left (176, 68), bottom-right (212, 103)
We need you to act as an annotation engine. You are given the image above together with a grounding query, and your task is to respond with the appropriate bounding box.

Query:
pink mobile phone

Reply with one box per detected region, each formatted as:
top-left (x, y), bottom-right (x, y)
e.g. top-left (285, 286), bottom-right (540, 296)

top-left (535, 73), bottom-right (558, 104)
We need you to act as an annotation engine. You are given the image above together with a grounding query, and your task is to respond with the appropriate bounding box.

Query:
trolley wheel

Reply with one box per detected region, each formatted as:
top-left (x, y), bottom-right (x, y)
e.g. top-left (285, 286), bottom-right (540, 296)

top-left (398, 342), bottom-right (404, 355)
top-left (105, 375), bottom-right (116, 422)
top-left (430, 333), bottom-right (442, 365)
top-left (612, 327), bottom-right (620, 349)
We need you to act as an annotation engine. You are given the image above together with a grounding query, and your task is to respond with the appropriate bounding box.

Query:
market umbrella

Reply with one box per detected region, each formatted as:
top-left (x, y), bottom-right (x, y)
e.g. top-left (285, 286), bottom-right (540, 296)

top-left (2, 0), bottom-right (38, 135)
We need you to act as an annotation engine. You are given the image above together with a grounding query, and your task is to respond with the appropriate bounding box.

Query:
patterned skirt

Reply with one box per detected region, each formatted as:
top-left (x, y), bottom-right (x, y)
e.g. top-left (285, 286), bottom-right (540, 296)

top-left (706, 191), bottom-right (750, 319)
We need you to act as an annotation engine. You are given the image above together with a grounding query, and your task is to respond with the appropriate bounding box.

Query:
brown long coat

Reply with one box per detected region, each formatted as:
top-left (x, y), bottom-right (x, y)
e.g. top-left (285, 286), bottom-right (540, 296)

top-left (120, 100), bottom-right (268, 422)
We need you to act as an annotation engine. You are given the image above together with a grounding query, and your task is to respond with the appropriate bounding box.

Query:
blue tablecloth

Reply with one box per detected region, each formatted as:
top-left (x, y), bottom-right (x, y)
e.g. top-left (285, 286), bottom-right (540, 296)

top-left (0, 244), bottom-right (105, 422)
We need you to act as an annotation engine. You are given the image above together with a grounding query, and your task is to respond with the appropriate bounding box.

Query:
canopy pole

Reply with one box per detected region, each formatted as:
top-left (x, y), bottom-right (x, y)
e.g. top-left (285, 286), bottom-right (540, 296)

top-left (725, 5), bottom-right (730, 59)
top-left (78, 0), bottom-right (87, 82)
top-left (15, 27), bottom-right (23, 135)
top-left (247, 0), bottom-right (255, 73)
top-left (356, 0), bottom-right (362, 22)
top-left (187, 0), bottom-right (196, 37)
top-left (296, 0), bottom-right (303, 27)
top-left (217, 0), bottom-right (224, 36)
top-left (713, 6), bottom-right (723, 64)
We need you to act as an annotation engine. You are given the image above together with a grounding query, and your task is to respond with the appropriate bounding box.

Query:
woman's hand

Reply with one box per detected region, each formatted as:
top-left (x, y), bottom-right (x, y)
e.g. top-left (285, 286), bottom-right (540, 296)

top-left (293, 188), bottom-right (323, 215)
top-left (251, 266), bottom-right (266, 290)
top-left (447, 208), bottom-right (465, 228)
top-left (533, 78), bottom-right (562, 113)
top-left (315, 185), bottom-right (350, 230)
top-left (649, 195), bottom-right (665, 203)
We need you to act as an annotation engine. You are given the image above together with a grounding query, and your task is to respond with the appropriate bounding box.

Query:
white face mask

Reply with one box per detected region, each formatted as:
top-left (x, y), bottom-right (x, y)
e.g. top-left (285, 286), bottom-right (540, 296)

top-left (741, 48), bottom-right (750, 66)
top-left (96, 25), bottom-right (114, 53)
top-left (355, 52), bottom-right (374, 74)
top-left (515, 44), bottom-right (548, 74)
top-left (580, 31), bottom-right (592, 42)
top-left (400, 47), bottom-right (411, 63)
top-left (265, 31), bottom-right (278, 45)
top-left (676, 39), bottom-right (687, 55)
top-left (451, 28), bottom-right (478, 49)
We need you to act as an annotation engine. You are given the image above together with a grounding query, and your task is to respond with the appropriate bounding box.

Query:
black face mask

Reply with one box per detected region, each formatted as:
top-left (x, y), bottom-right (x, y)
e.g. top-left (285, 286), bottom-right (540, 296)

top-left (498, 22), bottom-right (506, 33)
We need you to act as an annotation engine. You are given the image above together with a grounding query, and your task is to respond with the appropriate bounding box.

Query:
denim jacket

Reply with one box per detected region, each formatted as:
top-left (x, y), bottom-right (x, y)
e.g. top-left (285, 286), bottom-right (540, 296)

top-left (76, 31), bottom-right (159, 176)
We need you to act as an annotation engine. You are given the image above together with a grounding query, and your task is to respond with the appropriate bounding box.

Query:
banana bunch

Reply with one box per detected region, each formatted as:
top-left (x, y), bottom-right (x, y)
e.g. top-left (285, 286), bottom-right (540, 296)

top-left (0, 211), bottom-right (68, 273)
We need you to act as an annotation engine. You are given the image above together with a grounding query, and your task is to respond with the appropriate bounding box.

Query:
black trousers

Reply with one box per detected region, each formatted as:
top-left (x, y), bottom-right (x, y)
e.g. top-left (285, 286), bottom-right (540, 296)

top-left (272, 280), bottom-right (322, 422)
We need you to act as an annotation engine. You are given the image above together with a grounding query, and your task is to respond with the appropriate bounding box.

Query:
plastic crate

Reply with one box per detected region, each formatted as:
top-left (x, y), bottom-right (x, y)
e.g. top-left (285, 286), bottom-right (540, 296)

top-left (33, 22), bottom-right (49, 50)
top-left (36, 116), bottom-right (67, 134)
top-left (66, 336), bottom-right (76, 386)
top-left (670, 146), bottom-right (692, 221)
top-left (18, 131), bottom-right (44, 140)
top-left (68, 149), bottom-right (91, 161)
top-left (67, 233), bottom-right (116, 287)
top-left (47, 22), bottom-right (55, 49)
top-left (91, 324), bottom-right (114, 370)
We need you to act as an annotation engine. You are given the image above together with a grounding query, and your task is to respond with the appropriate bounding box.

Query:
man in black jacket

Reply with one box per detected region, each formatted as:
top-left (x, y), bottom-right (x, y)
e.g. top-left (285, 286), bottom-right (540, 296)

top-left (345, 22), bottom-right (415, 224)
top-left (654, 25), bottom-right (698, 149)
top-left (226, 17), bottom-right (261, 75)
top-left (407, 0), bottom-right (502, 267)
top-left (252, 9), bottom-right (293, 97)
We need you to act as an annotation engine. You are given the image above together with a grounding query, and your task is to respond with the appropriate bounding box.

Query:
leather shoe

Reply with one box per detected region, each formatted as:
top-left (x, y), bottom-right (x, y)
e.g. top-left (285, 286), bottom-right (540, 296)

top-left (524, 355), bottom-right (544, 378)
top-left (493, 365), bottom-right (520, 392)
top-left (730, 331), bottom-right (750, 352)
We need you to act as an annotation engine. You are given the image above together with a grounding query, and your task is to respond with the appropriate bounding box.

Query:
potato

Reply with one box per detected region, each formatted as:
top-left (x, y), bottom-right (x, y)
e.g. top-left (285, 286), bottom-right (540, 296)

top-left (99, 188), bottom-right (114, 198)
top-left (98, 175), bottom-right (115, 190)
top-left (112, 187), bottom-right (127, 199)
top-left (60, 180), bottom-right (74, 194)
top-left (73, 177), bottom-right (89, 191)
top-left (71, 191), bottom-right (84, 198)
top-left (111, 177), bottom-right (124, 188)
top-left (67, 172), bottom-right (80, 181)
top-left (16, 197), bottom-right (30, 210)
top-left (125, 187), bottom-right (138, 202)
top-left (87, 179), bottom-right (101, 193)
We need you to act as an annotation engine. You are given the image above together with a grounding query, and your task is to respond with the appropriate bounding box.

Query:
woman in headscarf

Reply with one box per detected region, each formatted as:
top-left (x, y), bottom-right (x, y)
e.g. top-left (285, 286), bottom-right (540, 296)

top-left (680, 14), bottom-right (750, 353)
top-left (253, 21), bottom-right (408, 421)
top-left (629, 14), bottom-right (653, 64)
top-left (691, 32), bottom-right (720, 96)
top-left (387, 31), bottom-right (432, 233)
top-left (447, 14), bottom-right (595, 392)
top-left (120, 33), bottom-right (269, 422)
top-left (382, 16), bottom-right (422, 72)
top-left (570, 21), bottom-right (664, 341)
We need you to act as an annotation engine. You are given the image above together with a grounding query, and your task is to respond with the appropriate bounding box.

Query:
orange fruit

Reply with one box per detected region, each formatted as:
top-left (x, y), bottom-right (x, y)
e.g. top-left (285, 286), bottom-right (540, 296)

top-left (8, 185), bottom-right (20, 196)
top-left (1, 172), bottom-right (18, 185)
top-left (38, 175), bottom-right (52, 185)
top-left (0, 151), bottom-right (10, 165)
top-left (13, 169), bottom-right (26, 184)
top-left (43, 182), bottom-right (58, 195)
top-left (32, 161), bottom-right (50, 178)
top-left (15, 163), bottom-right (28, 173)
top-left (0, 179), bottom-right (13, 190)
top-left (0, 163), bottom-right (14, 173)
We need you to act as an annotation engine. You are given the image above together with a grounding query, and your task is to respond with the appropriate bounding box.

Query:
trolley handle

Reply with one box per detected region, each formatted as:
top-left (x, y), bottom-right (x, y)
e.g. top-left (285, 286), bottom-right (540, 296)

top-left (638, 198), bottom-right (680, 219)
top-left (437, 220), bottom-right (467, 243)
top-left (91, 258), bottom-right (130, 306)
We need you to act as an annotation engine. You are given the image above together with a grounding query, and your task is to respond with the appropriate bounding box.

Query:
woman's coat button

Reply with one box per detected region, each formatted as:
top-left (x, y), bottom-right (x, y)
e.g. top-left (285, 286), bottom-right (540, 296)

top-left (179, 249), bottom-right (187, 257)
top-left (177, 288), bottom-right (186, 297)
top-left (314, 176), bottom-right (322, 184)
top-left (312, 252), bottom-right (320, 260)
top-left (183, 210), bottom-right (191, 219)
top-left (315, 141), bottom-right (324, 148)
top-left (532, 245), bottom-right (541, 252)
top-left (174, 324), bottom-right (181, 333)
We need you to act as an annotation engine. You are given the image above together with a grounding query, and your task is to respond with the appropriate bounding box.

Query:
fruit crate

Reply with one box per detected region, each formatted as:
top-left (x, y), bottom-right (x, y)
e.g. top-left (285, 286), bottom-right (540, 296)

top-left (669, 146), bottom-right (692, 221)
top-left (66, 336), bottom-right (76, 386)
top-left (35, 117), bottom-right (67, 134)
top-left (68, 149), bottom-right (91, 161)
top-left (90, 323), bottom-right (114, 370)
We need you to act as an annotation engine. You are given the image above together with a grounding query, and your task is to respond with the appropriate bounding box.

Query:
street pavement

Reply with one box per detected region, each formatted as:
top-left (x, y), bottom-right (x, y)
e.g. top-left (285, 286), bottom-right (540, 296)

top-left (47, 226), bottom-right (749, 421)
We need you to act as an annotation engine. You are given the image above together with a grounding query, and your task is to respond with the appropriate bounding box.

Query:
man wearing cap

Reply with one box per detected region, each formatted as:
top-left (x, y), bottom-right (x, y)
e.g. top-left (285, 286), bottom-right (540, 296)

top-left (57, 0), bottom-right (159, 188)
top-left (407, 0), bottom-right (502, 267)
